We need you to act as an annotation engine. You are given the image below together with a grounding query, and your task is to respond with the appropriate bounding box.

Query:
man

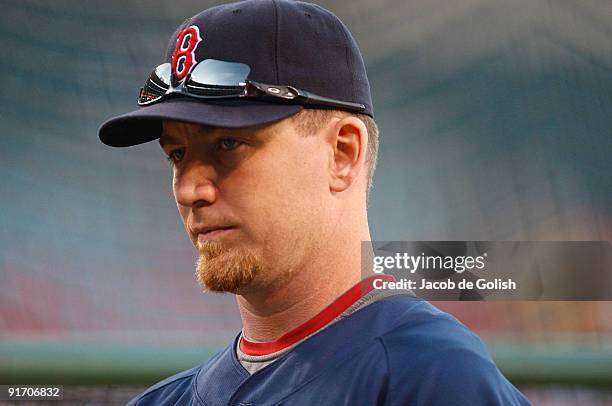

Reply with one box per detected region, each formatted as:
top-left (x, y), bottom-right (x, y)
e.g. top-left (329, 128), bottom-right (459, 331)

top-left (99, 1), bottom-right (531, 404)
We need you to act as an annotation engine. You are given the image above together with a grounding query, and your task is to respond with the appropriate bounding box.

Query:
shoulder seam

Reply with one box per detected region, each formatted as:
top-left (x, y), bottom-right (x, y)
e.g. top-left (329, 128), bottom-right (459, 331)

top-left (377, 336), bottom-right (392, 406)
top-left (380, 305), bottom-right (473, 339)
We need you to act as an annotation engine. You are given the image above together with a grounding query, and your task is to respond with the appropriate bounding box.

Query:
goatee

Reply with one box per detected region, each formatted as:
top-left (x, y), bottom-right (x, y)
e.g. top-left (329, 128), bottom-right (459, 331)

top-left (195, 241), bottom-right (261, 293)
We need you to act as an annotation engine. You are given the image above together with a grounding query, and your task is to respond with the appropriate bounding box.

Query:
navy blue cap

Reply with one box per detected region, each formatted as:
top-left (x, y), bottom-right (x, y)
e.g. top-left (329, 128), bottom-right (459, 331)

top-left (99, 0), bottom-right (373, 147)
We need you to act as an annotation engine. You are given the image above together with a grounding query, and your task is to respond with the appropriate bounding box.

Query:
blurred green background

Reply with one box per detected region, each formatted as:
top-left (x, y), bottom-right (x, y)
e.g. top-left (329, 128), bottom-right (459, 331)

top-left (1, 0), bottom-right (611, 403)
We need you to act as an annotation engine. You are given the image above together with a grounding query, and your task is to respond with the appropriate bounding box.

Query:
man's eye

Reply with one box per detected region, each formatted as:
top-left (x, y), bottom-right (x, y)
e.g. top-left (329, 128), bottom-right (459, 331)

top-left (217, 138), bottom-right (243, 151)
top-left (167, 148), bottom-right (185, 163)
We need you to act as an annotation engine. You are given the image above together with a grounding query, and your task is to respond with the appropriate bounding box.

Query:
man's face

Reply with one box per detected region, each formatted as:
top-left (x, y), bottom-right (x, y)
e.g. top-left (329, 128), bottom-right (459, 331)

top-left (160, 117), bottom-right (332, 294)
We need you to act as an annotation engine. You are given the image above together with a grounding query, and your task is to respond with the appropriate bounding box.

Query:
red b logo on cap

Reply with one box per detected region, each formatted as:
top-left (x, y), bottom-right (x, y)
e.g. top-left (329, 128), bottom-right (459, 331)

top-left (171, 25), bottom-right (202, 83)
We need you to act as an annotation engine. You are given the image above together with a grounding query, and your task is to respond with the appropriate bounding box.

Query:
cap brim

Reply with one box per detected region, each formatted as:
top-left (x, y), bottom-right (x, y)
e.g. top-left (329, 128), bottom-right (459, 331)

top-left (99, 98), bottom-right (303, 147)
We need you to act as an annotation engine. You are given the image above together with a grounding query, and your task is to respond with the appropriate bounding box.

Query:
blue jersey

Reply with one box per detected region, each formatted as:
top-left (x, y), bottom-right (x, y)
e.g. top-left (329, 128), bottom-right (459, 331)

top-left (128, 295), bottom-right (531, 405)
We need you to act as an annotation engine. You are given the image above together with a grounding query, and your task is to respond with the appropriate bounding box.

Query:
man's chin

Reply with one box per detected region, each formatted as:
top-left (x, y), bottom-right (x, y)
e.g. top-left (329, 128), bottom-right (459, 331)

top-left (195, 241), bottom-right (262, 293)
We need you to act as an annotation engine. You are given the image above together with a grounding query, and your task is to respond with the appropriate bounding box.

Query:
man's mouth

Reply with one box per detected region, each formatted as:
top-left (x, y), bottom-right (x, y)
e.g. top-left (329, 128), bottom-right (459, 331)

top-left (193, 226), bottom-right (236, 244)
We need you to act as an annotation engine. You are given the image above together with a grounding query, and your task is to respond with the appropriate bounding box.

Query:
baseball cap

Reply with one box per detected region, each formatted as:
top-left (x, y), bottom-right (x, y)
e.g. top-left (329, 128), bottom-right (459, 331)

top-left (99, 0), bottom-right (373, 147)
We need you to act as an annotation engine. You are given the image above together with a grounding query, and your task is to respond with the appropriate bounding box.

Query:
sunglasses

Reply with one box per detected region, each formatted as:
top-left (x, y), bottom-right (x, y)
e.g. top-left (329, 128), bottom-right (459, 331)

top-left (138, 59), bottom-right (366, 114)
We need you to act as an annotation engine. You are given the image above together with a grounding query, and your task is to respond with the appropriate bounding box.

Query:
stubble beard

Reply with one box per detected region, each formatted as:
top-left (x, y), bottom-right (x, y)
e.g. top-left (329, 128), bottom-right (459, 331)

top-left (195, 241), bottom-right (262, 293)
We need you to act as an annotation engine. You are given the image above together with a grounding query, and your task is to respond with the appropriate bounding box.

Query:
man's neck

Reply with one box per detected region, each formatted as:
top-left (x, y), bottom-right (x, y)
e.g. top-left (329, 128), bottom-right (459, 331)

top-left (236, 235), bottom-right (370, 342)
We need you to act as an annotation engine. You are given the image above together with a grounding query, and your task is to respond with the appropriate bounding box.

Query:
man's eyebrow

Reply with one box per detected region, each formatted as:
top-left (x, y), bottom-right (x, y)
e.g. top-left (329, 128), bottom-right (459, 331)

top-left (158, 134), bottom-right (182, 147)
top-left (159, 127), bottom-right (259, 147)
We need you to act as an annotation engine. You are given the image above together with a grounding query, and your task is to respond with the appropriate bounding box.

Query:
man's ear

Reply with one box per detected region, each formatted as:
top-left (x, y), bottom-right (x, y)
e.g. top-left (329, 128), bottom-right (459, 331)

top-left (327, 115), bottom-right (368, 193)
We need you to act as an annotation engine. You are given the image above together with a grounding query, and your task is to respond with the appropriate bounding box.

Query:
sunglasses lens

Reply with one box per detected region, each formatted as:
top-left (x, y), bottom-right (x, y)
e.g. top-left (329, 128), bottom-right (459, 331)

top-left (187, 59), bottom-right (250, 96)
top-left (138, 63), bottom-right (171, 104)
top-left (154, 63), bottom-right (171, 86)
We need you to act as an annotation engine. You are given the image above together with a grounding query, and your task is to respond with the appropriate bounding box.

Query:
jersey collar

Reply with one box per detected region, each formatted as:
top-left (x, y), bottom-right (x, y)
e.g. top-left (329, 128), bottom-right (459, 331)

top-left (239, 274), bottom-right (395, 356)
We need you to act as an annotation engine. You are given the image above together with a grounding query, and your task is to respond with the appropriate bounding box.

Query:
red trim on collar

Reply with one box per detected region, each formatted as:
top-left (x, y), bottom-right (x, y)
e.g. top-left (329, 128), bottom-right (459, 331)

top-left (239, 275), bottom-right (395, 356)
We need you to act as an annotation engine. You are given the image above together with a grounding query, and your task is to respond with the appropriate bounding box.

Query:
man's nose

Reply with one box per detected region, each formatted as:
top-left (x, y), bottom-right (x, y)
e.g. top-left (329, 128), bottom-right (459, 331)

top-left (173, 161), bottom-right (218, 208)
